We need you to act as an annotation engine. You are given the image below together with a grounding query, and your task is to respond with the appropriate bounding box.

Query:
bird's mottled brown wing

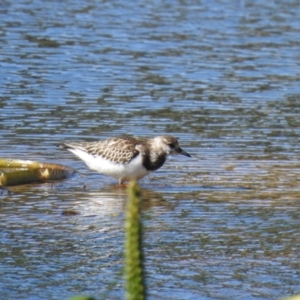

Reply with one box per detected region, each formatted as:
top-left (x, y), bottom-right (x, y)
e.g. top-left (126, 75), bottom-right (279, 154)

top-left (67, 136), bottom-right (143, 164)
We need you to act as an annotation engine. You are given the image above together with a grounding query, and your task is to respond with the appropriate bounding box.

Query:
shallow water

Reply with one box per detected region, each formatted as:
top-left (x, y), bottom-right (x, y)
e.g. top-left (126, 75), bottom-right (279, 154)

top-left (1, 0), bottom-right (300, 299)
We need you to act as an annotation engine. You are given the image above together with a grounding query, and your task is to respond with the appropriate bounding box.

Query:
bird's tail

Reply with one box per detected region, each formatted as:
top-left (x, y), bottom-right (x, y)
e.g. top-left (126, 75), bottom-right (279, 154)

top-left (57, 143), bottom-right (75, 150)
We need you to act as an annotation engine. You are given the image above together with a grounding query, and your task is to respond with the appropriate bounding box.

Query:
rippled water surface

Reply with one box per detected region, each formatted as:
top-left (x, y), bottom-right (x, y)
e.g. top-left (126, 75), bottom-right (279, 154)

top-left (1, 0), bottom-right (300, 299)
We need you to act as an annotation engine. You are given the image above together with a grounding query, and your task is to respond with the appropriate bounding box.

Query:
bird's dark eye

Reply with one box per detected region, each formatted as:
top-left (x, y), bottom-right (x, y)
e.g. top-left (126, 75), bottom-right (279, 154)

top-left (169, 143), bottom-right (175, 149)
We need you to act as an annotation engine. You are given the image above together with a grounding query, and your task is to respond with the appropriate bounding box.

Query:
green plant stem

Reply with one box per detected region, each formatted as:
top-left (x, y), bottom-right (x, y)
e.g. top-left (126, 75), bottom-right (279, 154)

top-left (125, 180), bottom-right (146, 300)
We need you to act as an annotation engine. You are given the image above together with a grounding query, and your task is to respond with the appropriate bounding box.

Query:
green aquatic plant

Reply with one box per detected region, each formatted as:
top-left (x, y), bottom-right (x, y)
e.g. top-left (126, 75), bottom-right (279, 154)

top-left (69, 296), bottom-right (97, 300)
top-left (0, 158), bottom-right (75, 186)
top-left (124, 180), bottom-right (146, 300)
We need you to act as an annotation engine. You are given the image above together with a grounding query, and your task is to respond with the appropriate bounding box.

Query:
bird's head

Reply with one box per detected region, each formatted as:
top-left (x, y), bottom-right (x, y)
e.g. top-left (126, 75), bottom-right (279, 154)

top-left (154, 136), bottom-right (191, 157)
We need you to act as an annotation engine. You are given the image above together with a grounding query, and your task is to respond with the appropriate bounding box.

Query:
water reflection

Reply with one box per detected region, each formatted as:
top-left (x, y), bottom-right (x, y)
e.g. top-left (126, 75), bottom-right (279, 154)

top-left (61, 184), bottom-right (173, 217)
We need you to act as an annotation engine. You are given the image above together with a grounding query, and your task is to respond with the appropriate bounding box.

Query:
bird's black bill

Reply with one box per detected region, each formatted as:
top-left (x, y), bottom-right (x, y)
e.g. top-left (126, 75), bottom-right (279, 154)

top-left (178, 148), bottom-right (191, 157)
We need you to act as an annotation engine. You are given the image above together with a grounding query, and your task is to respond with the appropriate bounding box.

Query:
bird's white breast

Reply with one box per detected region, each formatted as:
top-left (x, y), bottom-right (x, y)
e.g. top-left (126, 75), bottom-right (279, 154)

top-left (68, 148), bottom-right (148, 181)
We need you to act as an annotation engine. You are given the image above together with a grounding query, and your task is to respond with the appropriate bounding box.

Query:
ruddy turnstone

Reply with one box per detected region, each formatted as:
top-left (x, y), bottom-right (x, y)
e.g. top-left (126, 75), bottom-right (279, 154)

top-left (60, 135), bottom-right (191, 184)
